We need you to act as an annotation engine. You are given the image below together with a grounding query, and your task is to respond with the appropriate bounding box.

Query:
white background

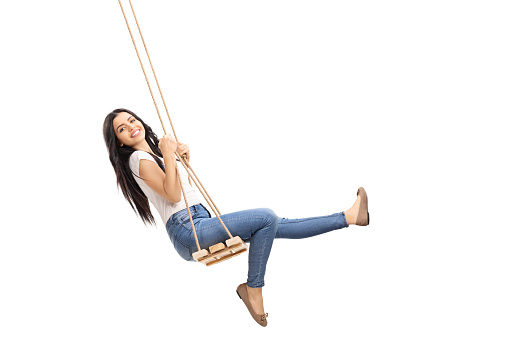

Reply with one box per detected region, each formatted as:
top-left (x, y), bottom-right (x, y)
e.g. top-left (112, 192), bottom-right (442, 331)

top-left (1, 0), bottom-right (507, 337)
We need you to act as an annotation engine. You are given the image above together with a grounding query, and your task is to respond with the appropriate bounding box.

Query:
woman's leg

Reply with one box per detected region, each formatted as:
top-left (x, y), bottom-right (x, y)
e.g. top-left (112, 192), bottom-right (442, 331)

top-left (275, 211), bottom-right (348, 239)
top-left (276, 193), bottom-right (363, 238)
top-left (190, 207), bottom-right (279, 288)
top-left (192, 205), bottom-right (355, 286)
top-left (169, 207), bottom-right (275, 318)
top-left (170, 197), bottom-right (361, 316)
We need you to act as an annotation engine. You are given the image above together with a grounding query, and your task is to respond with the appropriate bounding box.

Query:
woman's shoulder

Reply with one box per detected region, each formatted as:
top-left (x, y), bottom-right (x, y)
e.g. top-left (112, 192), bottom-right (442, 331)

top-left (129, 150), bottom-right (143, 163)
top-left (130, 150), bottom-right (143, 158)
top-left (130, 151), bottom-right (162, 176)
top-left (130, 150), bottom-right (158, 163)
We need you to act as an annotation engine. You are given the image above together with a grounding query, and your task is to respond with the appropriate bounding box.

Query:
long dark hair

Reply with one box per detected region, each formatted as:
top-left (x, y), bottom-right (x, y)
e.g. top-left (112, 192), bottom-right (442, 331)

top-left (103, 108), bottom-right (166, 226)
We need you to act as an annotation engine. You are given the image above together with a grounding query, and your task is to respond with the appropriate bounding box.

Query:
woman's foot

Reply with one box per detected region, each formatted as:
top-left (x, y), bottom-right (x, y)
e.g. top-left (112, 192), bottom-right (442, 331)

top-left (246, 285), bottom-right (265, 315)
top-left (236, 283), bottom-right (268, 327)
top-left (344, 187), bottom-right (369, 226)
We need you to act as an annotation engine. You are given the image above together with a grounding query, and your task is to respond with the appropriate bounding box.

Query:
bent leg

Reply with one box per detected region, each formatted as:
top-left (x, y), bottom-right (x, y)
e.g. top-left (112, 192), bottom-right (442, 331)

top-left (193, 208), bottom-right (279, 288)
top-left (275, 211), bottom-right (348, 239)
top-left (178, 207), bottom-right (348, 287)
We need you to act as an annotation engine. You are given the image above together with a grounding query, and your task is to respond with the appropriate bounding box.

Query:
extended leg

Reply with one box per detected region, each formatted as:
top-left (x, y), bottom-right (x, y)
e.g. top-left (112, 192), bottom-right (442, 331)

top-left (275, 212), bottom-right (348, 239)
top-left (276, 193), bottom-right (363, 238)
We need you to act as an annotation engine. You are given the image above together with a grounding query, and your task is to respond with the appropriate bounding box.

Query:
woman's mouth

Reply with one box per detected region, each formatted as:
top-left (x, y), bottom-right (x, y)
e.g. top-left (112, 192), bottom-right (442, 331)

top-left (131, 129), bottom-right (141, 138)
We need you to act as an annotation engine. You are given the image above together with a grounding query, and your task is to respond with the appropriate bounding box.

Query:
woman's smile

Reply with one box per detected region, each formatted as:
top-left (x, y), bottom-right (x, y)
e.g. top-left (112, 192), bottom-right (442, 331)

top-left (131, 128), bottom-right (141, 138)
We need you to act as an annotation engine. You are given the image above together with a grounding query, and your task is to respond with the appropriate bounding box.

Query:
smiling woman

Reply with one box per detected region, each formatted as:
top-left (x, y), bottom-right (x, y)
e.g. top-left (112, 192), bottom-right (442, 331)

top-left (103, 108), bottom-right (192, 224)
top-left (102, 107), bottom-right (370, 327)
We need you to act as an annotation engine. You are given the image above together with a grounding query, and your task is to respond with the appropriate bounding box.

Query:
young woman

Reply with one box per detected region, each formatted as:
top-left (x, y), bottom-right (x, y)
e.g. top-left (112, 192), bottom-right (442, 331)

top-left (103, 108), bottom-right (370, 327)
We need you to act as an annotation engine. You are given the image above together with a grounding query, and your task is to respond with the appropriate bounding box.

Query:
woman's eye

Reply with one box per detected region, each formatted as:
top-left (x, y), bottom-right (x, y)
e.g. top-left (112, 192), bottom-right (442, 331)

top-left (120, 127), bottom-right (125, 132)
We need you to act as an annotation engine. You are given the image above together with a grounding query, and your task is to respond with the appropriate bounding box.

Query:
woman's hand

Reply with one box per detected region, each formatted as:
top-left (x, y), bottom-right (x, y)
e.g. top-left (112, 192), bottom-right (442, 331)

top-left (177, 142), bottom-right (191, 162)
top-left (158, 133), bottom-right (178, 156)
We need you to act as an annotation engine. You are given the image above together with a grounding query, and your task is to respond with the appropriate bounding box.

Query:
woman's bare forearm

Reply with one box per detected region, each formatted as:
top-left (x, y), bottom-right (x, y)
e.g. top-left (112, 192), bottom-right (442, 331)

top-left (162, 153), bottom-right (181, 203)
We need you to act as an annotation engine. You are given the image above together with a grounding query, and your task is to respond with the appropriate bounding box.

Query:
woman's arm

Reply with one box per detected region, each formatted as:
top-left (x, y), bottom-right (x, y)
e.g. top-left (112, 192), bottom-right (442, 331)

top-left (139, 157), bottom-right (181, 203)
top-left (139, 134), bottom-right (182, 203)
top-left (176, 142), bottom-right (193, 186)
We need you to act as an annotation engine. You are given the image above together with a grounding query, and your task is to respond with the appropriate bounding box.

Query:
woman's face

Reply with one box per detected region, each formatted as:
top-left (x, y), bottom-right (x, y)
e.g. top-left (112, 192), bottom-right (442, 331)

top-left (113, 112), bottom-right (146, 148)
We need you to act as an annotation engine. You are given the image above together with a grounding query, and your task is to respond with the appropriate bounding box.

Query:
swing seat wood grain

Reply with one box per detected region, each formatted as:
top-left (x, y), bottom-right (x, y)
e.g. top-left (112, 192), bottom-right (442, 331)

top-left (192, 236), bottom-right (248, 266)
top-left (209, 243), bottom-right (226, 253)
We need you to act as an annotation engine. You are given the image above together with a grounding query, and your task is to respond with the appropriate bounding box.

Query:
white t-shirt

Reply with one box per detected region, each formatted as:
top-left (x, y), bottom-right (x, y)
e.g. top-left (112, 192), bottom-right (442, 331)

top-left (129, 150), bottom-right (202, 224)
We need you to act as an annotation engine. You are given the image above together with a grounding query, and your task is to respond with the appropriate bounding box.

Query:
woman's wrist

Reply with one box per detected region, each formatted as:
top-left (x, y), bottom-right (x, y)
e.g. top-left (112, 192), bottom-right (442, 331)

top-left (162, 151), bottom-right (177, 166)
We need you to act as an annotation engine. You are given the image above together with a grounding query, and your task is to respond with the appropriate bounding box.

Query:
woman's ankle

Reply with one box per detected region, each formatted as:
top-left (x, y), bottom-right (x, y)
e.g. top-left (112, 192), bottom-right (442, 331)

top-left (246, 285), bottom-right (263, 296)
top-left (345, 195), bottom-right (361, 225)
top-left (246, 285), bottom-right (265, 314)
top-left (345, 209), bottom-right (354, 225)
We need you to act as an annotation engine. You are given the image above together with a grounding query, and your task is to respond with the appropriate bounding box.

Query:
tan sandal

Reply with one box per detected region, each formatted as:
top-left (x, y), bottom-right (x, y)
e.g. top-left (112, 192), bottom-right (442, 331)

top-left (356, 187), bottom-right (370, 226)
top-left (236, 283), bottom-right (268, 327)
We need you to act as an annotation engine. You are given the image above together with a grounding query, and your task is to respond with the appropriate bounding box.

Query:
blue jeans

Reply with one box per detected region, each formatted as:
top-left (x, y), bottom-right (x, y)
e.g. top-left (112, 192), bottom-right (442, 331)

top-left (165, 204), bottom-right (348, 288)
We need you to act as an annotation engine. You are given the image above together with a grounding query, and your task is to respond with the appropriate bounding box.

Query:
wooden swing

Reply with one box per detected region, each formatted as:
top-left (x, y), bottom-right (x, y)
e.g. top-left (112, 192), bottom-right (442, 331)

top-left (118, 0), bottom-right (248, 266)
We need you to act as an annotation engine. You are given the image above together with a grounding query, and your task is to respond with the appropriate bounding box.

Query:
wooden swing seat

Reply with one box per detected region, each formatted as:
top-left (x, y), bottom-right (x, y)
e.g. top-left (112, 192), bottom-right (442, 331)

top-left (192, 236), bottom-right (248, 266)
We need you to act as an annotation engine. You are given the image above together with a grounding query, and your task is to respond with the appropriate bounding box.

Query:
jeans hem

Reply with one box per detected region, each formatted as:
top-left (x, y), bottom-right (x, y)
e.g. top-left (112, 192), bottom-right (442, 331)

top-left (246, 282), bottom-right (265, 288)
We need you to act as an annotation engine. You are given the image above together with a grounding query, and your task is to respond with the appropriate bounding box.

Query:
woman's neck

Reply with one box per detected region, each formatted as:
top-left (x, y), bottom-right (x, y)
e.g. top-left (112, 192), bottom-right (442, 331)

top-left (133, 140), bottom-right (155, 155)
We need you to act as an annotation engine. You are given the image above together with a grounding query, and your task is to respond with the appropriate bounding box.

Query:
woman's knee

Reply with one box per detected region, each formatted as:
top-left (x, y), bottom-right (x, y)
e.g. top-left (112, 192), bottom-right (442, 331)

top-left (258, 208), bottom-right (279, 229)
top-left (257, 207), bottom-right (276, 217)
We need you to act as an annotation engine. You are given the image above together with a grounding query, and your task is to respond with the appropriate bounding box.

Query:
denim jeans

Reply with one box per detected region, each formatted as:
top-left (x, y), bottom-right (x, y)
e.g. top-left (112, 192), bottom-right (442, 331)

top-left (165, 204), bottom-right (348, 288)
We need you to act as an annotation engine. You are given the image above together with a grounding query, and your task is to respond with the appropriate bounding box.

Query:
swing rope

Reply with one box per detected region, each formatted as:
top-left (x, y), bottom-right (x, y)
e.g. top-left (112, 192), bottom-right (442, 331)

top-left (126, 0), bottom-right (227, 220)
top-left (117, 0), bottom-right (234, 250)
